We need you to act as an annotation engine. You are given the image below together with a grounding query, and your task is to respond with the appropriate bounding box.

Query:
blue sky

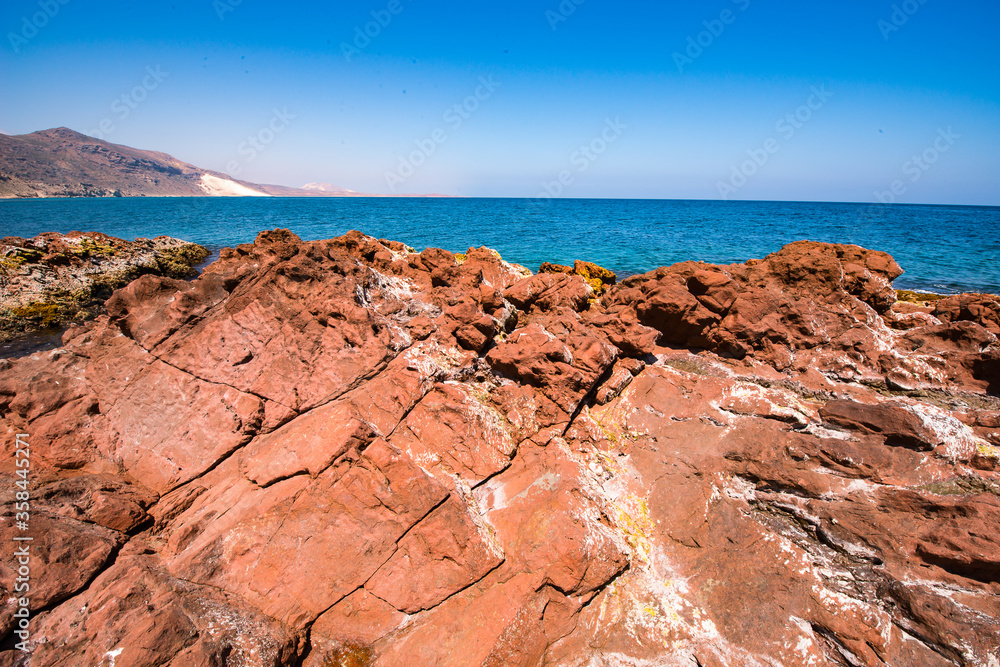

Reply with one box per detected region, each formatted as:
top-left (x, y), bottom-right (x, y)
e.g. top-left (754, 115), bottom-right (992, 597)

top-left (0, 0), bottom-right (997, 203)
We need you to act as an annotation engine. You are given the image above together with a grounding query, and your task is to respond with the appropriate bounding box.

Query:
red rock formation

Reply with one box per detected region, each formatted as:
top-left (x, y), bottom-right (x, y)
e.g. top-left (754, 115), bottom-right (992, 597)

top-left (932, 293), bottom-right (1000, 336)
top-left (1, 233), bottom-right (998, 666)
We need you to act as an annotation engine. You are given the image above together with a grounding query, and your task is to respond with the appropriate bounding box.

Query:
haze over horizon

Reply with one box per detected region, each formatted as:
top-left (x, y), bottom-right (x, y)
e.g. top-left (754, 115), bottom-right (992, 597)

top-left (1, 0), bottom-right (998, 205)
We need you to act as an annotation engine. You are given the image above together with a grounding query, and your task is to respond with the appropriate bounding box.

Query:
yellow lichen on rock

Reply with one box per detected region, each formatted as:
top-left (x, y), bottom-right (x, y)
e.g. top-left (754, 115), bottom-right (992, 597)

top-left (895, 289), bottom-right (949, 306)
top-left (322, 642), bottom-right (373, 667)
top-left (574, 260), bottom-right (616, 285)
top-left (976, 442), bottom-right (999, 459)
top-left (1, 233), bottom-right (209, 341)
top-left (73, 237), bottom-right (120, 257)
top-left (612, 494), bottom-right (654, 563)
top-left (10, 302), bottom-right (65, 328)
top-left (538, 259), bottom-right (617, 298)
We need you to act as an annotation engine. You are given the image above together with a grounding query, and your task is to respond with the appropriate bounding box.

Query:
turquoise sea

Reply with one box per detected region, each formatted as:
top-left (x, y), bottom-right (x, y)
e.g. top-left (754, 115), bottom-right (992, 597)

top-left (1, 198), bottom-right (998, 294)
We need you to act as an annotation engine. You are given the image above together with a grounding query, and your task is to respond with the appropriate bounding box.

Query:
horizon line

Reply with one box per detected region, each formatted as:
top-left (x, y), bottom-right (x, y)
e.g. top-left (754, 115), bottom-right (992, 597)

top-left (2, 195), bottom-right (998, 209)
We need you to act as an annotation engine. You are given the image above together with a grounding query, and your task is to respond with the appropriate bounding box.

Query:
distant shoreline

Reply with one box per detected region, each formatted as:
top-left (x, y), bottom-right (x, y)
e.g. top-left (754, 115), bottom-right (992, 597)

top-left (0, 193), bottom-right (457, 200)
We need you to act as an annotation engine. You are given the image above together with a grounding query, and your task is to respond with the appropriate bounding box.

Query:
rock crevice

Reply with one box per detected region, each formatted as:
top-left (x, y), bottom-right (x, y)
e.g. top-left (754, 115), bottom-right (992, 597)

top-left (2, 231), bottom-right (998, 666)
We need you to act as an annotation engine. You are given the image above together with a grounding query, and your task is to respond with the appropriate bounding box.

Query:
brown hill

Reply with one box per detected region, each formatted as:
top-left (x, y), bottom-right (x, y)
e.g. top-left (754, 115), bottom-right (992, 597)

top-left (0, 128), bottom-right (390, 199)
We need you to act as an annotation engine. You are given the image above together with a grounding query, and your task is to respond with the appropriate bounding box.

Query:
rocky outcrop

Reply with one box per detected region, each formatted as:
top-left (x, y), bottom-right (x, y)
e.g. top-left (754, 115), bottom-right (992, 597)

top-left (932, 294), bottom-right (1000, 336)
top-left (539, 260), bottom-right (617, 296)
top-left (1, 232), bottom-right (998, 666)
top-left (0, 232), bottom-right (209, 342)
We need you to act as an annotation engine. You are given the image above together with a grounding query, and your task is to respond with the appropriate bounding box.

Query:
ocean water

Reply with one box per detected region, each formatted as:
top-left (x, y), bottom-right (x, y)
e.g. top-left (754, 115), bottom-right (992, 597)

top-left (1, 197), bottom-right (998, 294)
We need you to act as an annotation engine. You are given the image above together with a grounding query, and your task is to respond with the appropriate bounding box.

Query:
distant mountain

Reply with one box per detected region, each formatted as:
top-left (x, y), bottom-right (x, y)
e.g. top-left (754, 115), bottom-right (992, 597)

top-left (0, 128), bottom-right (266, 198)
top-left (0, 128), bottom-right (443, 199)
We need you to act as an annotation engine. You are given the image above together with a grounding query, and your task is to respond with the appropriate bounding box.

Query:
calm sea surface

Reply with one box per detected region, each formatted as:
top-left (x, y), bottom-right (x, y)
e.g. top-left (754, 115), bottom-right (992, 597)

top-left (1, 198), bottom-right (998, 294)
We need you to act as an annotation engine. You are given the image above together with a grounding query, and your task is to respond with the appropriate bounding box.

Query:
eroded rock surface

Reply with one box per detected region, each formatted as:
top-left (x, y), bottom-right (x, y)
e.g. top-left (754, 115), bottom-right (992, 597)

top-left (1, 231), bottom-right (998, 666)
top-left (1, 231), bottom-right (209, 342)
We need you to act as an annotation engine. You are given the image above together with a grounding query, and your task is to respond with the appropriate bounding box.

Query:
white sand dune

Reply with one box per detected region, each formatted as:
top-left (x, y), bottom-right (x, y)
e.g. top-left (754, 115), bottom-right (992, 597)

top-left (200, 173), bottom-right (270, 197)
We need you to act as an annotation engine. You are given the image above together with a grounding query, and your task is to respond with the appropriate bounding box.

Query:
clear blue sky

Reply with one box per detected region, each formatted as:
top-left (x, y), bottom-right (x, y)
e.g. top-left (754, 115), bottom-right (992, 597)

top-left (1, 0), bottom-right (997, 203)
